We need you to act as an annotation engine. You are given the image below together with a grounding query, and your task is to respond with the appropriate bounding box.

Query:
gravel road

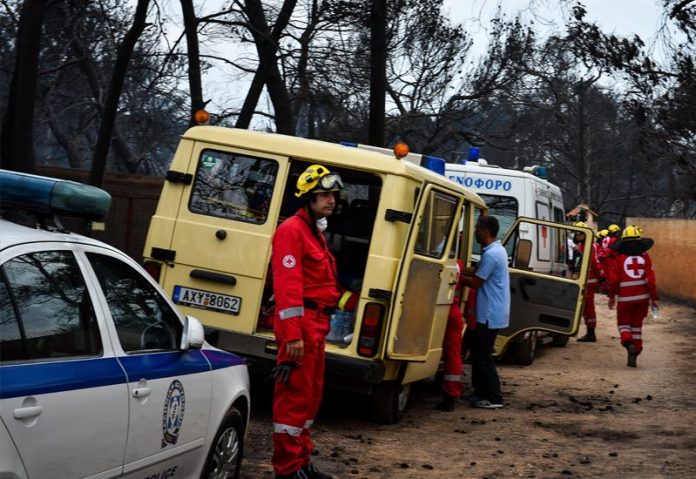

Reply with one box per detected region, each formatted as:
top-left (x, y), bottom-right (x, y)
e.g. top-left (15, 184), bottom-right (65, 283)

top-left (241, 295), bottom-right (696, 478)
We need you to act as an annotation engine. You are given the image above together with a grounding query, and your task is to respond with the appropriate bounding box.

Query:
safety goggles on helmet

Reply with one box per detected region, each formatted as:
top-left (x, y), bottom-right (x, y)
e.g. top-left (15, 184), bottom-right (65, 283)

top-left (316, 173), bottom-right (344, 192)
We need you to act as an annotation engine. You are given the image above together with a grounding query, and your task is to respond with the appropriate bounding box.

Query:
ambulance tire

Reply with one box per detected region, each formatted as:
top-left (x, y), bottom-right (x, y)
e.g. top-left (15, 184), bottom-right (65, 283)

top-left (551, 333), bottom-right (570, 347)
top-left (201, 407), bottom-right (245, 479)
top-left (508, 330), bottom-right (537, 366)
top-left (369, 380), bottom-right (411, 424)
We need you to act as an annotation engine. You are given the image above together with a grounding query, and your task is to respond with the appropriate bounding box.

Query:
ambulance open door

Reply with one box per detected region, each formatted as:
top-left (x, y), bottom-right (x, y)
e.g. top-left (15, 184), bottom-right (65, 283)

top-left (494, 218), bottom-right (593, 356)
top-left (386, 184), bottom-right (462, 362)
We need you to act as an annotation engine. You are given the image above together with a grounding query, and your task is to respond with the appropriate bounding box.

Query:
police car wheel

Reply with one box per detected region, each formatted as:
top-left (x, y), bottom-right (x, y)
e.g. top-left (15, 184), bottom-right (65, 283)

top-left (202, 407), bottom-right (244, 479)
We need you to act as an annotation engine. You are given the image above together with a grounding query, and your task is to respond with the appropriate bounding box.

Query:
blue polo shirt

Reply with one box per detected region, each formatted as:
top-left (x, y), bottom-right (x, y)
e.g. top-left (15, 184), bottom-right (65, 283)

top-left (475, 240), bottom-right (510, 329)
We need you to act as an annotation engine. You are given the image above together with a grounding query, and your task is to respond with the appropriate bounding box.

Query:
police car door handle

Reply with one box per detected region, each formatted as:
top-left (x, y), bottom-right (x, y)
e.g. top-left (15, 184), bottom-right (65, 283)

top-left (132, 386), bottom-right (151, 398)
top-left (14, 405), bottom-right (43, 419)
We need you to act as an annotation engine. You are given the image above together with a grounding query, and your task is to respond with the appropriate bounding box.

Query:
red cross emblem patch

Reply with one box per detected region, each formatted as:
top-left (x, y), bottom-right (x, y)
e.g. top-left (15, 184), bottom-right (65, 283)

top-left (282, 254), bottom-right (297, 269)
top-left (623, 256), bottom-right (645, 279)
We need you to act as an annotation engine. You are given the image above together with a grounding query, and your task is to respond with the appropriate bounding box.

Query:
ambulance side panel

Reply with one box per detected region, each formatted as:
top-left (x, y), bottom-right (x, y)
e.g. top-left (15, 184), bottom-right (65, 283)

top-left (147, 141), bottom-right (289, 335)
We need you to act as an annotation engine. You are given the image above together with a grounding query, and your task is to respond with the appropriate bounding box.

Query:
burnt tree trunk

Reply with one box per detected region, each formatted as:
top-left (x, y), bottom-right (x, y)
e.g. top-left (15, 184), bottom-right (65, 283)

top-left (180, 0), bottom-right (204, 127)
top-left (368, 0), bottom-right (386, 147)
top-left (89, 0), bottom-right (150, 187)
top-left (0, 0), bottom-right (47, 172)
top-left (239, 0), bottom-right (295, 134)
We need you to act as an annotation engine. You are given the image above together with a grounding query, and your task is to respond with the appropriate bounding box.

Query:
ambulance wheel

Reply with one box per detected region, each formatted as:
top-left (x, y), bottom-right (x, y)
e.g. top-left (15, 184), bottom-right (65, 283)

top-left (509, 331), bottom-right (537, 366)
top-left (202, 407), bottom-right (244, 479)
top-left (551, 333), bottom-right (570, 347)
top-left (369, 380), bottom-right (411, 424)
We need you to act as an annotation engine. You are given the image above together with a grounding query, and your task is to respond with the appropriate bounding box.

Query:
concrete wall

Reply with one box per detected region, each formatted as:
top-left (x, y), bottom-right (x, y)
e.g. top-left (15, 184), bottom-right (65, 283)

top-left (626, 217), bottom-right (696, 303)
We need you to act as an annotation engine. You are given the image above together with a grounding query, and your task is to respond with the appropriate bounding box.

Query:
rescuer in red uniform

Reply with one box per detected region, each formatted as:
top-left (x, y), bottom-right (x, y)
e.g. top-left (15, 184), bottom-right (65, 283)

top-left (607, 225), bottom-right (658, 367)
top-left (271, 164), bottom-right (343, 479)
top-left (600, 224), bottom-right (621, 291)
top-left (436, 258), bottom-right (466, 411)
top-left (575, 223), bottom-right (604, 342)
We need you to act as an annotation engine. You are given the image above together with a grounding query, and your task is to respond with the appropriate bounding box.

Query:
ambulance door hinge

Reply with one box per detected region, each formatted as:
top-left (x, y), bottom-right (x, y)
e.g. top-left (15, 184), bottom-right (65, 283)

top-left (368, 288), bottom-right (392, 302)
top-left (165, 170), bottom-right (193, 185)
top-left (384, 209), bottom-right (412, 223)
top-left (151, 247), bottom-right (176, 262)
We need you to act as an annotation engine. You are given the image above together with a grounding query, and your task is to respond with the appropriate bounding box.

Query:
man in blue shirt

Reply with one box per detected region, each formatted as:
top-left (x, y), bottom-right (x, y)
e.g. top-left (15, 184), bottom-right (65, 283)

top-left (462, 215), bottom-right (510, 408)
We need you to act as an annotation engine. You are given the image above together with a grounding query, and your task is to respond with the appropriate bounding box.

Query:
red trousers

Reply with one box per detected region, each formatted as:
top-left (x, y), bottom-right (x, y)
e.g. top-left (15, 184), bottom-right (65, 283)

top-left (272, 309), bottom-right (329, 476)
top-left (616, 300), bottom-right (648, 353)
top-left (584, 283), bottom-right (597, 328)
top-left (442, 301), bottom-right (463, 398)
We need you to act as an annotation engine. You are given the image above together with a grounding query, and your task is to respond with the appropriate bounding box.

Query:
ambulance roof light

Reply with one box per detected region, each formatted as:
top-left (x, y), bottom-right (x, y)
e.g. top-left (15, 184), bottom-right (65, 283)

top-left (523, 165), bottom-right (549, 179)
top-left (0, 170), bottom-right (112, 220)
top-left (340, 141), bottom-right (357, 147)
top-left (422, 155), bottom-right (445, 175)
top-left (468, 147), bottom-right (480, 163)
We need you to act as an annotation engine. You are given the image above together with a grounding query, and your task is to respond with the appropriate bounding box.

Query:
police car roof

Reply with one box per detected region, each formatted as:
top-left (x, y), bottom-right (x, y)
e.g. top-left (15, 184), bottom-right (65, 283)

top-left (0, 218), bottom-right (113, 253)
top-left (182, 126), bottom-right (486, 207)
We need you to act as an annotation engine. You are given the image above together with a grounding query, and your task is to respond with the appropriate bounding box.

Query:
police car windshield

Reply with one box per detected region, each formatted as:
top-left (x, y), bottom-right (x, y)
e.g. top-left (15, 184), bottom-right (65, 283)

top-left (473, 195), bottom-right (519, 256)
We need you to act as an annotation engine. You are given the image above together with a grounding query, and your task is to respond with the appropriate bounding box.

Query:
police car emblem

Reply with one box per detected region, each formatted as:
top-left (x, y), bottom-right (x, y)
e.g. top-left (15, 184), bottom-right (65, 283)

top-left (162, 380), bottom-right (186, 448)
top-left (282, 254), bottom-right (296, 269)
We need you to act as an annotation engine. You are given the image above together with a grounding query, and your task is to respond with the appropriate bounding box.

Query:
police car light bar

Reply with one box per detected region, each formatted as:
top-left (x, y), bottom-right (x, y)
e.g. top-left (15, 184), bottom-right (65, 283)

top-left (0, 169), bottom-right (111, 220)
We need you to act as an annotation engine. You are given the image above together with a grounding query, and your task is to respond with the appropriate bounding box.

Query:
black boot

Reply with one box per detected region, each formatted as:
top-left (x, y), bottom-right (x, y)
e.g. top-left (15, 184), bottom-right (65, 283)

top-left (435, 394), bottom-right (456, 412)
top-left (276, 469), bottom-right (310, 479)
top-left (303, 462), bottom-right (333, 479)
top-left (577, 328), bottom-right (596, 342)
top-left (625, 342), bottom-right (638, 367)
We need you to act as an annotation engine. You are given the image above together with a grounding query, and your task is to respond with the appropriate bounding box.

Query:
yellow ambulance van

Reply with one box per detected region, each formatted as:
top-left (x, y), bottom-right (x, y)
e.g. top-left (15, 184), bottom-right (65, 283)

top-left (143, 127), bottom-right (592, 422)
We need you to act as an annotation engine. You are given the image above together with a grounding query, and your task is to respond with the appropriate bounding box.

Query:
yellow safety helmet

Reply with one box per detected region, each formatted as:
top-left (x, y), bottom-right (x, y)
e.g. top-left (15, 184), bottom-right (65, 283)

top-left (608, 224), bottom-right (621, 233)
top-left (574, 221), bottom-right (587, 228)
top-left (295, 164), bottom-right (344, 198)
top-left (597, 229), bottom-right (609, 239)
top-left (622, 225), bottom-right (643, 241)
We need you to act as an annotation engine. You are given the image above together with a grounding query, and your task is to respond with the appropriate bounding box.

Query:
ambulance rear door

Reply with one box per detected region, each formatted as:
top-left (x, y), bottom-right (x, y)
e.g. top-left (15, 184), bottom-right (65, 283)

top-left (386, 184), bottom-right (462, 362)
top-left (161, 143), bottom-right (289, 334)
top-left (494, 218), bottom-right (593, 356)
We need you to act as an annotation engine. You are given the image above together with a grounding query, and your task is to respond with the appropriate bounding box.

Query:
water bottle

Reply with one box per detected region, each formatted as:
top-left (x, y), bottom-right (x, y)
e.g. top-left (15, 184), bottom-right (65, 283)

top-left (651, 303), bottom-right (660, 320)
top-left (327, 314), bottom-right (342, 342)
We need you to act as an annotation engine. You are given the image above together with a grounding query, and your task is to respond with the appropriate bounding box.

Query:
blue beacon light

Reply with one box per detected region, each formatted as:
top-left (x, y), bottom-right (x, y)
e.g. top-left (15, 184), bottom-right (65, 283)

top-left (0, 170), bottom-right (111, 220)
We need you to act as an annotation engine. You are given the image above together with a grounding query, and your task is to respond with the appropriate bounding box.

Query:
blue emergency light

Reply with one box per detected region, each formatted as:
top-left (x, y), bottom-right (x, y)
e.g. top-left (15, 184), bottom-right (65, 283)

top-left (0, 170), bottom-right (111, 220)
top-left (422, 156), bottom-right (446, 175)
top-left (468, 147), bottom-right (480, 162)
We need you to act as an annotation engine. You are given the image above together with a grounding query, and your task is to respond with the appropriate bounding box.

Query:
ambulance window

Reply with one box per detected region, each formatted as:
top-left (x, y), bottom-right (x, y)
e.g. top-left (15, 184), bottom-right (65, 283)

top-left (0, 251), bottom-right (102, 362)
top-left (472, 195), bottom-right (518, 256)
top-left (190, 149), bottom-right (279, 225)
top-left (87, 253), bottom-right (182, 353)
top-left (415, 190), bottom-right (457, 258)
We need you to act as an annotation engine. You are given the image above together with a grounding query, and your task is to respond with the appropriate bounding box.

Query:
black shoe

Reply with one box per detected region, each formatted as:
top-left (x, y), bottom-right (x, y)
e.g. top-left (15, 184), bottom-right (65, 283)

top-left (577, 331), bottom-right (596, 342)
top-left (625, 342), bottom-right (638, 367)
top-left (303, 462), bottom-right (333, 479)
top-left (435, 395), bottom-right (456, 411)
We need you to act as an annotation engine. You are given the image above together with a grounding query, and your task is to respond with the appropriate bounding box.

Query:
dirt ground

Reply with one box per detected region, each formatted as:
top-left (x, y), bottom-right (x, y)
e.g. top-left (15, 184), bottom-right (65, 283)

top-left (241, 295), bottom-right (696, 478)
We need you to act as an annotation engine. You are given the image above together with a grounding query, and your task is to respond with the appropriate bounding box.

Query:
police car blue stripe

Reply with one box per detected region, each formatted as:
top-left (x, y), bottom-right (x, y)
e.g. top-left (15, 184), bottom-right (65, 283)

top-left (202, 349), bottom-right (245, 370)
top-left (118, 351), bottom-right (210, 381)
top-left (0, 351), bottom-right (232, 400)
top-left (0, 357), bottom-right (125, 400)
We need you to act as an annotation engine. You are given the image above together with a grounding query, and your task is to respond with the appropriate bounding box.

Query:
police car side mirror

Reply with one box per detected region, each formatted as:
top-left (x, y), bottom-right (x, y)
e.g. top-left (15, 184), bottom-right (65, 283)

top-left (181, 315), bottom-right (205, 350)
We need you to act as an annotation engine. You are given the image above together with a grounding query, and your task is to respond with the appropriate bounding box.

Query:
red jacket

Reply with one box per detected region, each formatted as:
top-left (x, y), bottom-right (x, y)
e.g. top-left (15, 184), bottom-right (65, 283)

top-left (600, 236), bottom-right (618, 280)
top-left (607, 252), bottom-right (658, 303)
top-left (272, 208), bottom-right (341, 342)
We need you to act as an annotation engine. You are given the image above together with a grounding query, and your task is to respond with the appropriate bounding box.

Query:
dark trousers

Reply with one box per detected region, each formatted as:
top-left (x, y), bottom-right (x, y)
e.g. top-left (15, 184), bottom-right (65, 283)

top-left (471, 323), bottom-right (503, 404)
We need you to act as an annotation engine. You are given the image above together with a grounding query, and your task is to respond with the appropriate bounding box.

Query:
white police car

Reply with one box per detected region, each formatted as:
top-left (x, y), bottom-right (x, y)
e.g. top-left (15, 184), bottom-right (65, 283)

top-left (0, 170), bottom-right (250, 479)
